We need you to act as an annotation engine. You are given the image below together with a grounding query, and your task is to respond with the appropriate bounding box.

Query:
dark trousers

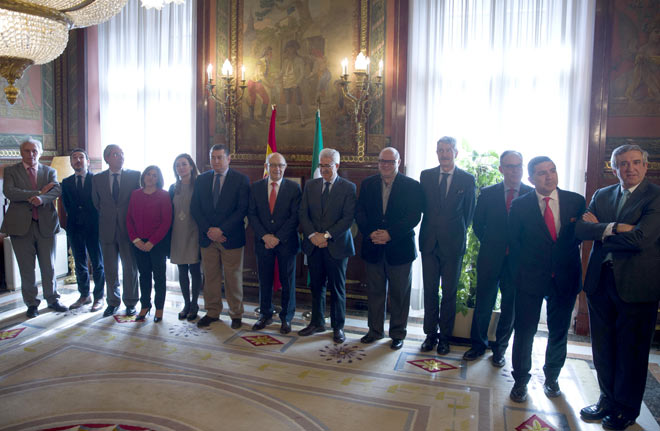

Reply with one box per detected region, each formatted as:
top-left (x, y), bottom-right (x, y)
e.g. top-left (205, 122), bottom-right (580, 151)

top-left (132, 240), bottom-right (167, 310)
top-left (470, 256), bottom-right (515, 354)
top-left (308, 247), bottom-right (348, 330)
top-left (365, 259), bottom-right (412, 340)
top-left (421, 251), bottom-right (463, 341)
top-left (177, 263), bottom-right (201, 312)
top-left (68, 228), bottom-right (105, 300)
top-left (511, 287), bottom-right (577, 386)
top-left (256, 247), bottom-right (296, 323)
top-left (587, 263), bottom-right (658, 418)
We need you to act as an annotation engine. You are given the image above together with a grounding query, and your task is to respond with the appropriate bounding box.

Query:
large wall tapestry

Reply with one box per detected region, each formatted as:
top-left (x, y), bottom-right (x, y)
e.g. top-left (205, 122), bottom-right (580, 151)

top-left (212, 0), bottom-right (388, 163)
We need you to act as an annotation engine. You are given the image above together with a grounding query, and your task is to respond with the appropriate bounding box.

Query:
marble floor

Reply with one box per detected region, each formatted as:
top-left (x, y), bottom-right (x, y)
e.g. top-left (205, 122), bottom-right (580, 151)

top-left (0, 282), bottom-right (658, 431)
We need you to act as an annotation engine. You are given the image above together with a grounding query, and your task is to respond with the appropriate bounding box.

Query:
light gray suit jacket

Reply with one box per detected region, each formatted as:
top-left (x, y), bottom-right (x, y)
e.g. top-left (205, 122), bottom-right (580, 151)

top-left (1, 162), bottom-right (61, 237)
top-left (92, 169), bottom-right (141, 243)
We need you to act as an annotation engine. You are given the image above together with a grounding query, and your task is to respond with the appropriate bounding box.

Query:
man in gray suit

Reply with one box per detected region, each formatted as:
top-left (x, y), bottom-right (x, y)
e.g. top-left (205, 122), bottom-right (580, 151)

top-left (1, 139), bottom-right (68, 318)
top-left (92, 145), bottom-right (141, 317)
top-left (298, 148), bottom-right (356, 343)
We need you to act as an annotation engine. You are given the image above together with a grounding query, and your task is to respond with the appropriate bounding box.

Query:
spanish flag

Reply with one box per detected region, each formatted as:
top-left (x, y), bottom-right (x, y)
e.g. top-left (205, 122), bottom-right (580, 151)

top-left (264, 105), bottom-right (281, 292)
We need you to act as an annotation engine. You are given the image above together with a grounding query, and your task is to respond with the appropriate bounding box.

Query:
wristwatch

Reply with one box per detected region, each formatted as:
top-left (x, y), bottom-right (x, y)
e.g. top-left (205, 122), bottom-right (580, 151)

top-left (323, 232), bottom-right (330, 240)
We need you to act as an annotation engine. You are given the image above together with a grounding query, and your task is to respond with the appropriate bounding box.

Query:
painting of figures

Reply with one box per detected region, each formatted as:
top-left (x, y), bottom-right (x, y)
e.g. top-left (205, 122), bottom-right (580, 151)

top-left (238, 0), bottom-right (357, 156)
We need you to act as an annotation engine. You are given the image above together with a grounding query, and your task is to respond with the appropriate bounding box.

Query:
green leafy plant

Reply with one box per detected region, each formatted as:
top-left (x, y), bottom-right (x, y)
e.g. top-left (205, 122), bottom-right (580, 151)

top-left (454, 145), bottom-right (503, 315)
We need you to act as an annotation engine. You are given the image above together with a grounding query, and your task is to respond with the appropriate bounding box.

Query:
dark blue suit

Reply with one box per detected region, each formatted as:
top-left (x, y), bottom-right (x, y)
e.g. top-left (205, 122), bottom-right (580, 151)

top-left (61, 172), bottom-right (105, 300)
top-left (248, 178), bottom-right (301, 323)
top-left (576, 179), bottom-right (660, 418)
top-left (299, 176), bottom-right (356, 329)
top-left (469, 182), bottom-right (533, 355)
top-left (508, 188), bottom-right (585, 386)
top-left (419, 166), bottom-right (476, 341)
top-left (356, 173), bottom-right (422, 339)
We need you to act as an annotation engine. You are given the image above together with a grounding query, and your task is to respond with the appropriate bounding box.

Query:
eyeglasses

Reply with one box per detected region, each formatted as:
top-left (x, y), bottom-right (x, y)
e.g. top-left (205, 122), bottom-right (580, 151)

top-left (378, 159), bottom-right (398, 165)
top-left (268, 163), bottom-right (286, 169)
top-left (502, 164), bottom-right (522, 170)
top-left (319, 163), bottom-right (335, 168)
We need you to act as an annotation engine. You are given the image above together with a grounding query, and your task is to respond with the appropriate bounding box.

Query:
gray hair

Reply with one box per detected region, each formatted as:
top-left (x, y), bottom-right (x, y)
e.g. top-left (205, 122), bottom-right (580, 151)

top-left (500, 150), bottom-right (523, 164)
top-left (379, 147), bottom-right (400, 160)
top-left (319, 148), bottom-right (340, 164)
top-left (266, 152), bottom-right (286, 164)
top-left (20, 138), bottom-right (43, 154)
top-left (436, 136), bottom-right (458, 154)
top-left (103, 144), bottom-right (122, 161)
top-left (611, 144), bottom-right (649, 169)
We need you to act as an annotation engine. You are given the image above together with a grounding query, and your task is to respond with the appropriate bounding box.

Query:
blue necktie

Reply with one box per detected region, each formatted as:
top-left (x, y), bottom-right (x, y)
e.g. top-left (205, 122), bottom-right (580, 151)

top-left (616, 189), bottom-right (630, 219)
top-left (213, 174), bottom-right (222, 207)
top-left (321, 181), bottom-right (331, 212)
top-left (112, 173), bottom-right (119, 202)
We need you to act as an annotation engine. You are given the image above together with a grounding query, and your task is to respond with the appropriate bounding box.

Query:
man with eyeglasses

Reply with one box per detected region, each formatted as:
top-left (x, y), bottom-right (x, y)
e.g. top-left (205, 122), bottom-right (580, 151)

top-left (356, 147), bottom-right (422, 350)
top-left (463, 151), bottom-right (532, 367)
top-left (248, 152), bottom-right (301, 334)
top-left (419, 136), bottom-right (476, 355)
top-left (299, 148), bottom-right (357, 343)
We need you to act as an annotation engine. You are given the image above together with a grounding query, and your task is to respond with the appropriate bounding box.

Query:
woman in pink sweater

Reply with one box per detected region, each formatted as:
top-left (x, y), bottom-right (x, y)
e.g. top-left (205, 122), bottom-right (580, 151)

top-left (126, 165), bottom-right (172, 322)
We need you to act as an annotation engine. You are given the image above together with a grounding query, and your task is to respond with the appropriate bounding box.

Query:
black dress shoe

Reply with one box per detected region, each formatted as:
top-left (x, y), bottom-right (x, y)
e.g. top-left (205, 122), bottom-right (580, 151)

top-left (509, 384), bottom-right (528, 403)
top-left (580, 402), bottom-right (611, 421)
top-left (197, 315), bottom-right (220, 327)
top-left (252, 317), bottom-right (273, 330)
top-left (602, 412), bottom-right (635, 430)
top-left (298, 325), bottom-right (326, 336)
top-left (543, 380), bottom-right (561, 398)
top-left (491, 353), bottom-right (506, 368)
top-left (48, 301), bottom-right (68, 313)
top-left (462, 348), bottom-right (485, 361)
top-left (135, 307), bottom-right (151, 322)
top-left (391, 339), bottom-right (404, 350)
top-left (103, 305), bottom-right (118, 317)
top-left (360, 333), bottom-right (383, 344)
top-left (153, 309), bottom-right (164, 323)
top-left (280, 322), bottom-right (291, 334)
top-left (26, 306), bottom-right (39, 318)
top-left (178, 306), bottom-right (190, 320)
top-left (231, 318), bottom-right (242, 329)
top-left (333, 328), bottom-right (346, 343)
top-left (125, 306), bottom-right (137, 316)
top-left (420, 335), bottom-right (438, 352)
top-left (437, 340), bottom-right (450, 355)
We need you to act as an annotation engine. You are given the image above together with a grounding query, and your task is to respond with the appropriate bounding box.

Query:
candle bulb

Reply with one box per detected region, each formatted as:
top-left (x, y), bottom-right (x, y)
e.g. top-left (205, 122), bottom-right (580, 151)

top-left (206, 63), bottom-right (213, 82)
top-left (241, 65), bottom-right (245, 81)
top-left (378, 59), bottom-right (383, 78)
top-left (221, 58), bottom-right (232, 77)
top-left (354, 52), bottom-right (368, 72)
top-left (341, 58), bottom-right (348, 76)
top-left (366, 56), bottom-right (370, 75)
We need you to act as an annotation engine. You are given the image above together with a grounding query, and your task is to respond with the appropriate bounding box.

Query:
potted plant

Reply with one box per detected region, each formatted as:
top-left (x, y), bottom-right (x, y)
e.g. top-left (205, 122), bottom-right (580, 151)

top-left (451, 146), bottom-right (503, 339)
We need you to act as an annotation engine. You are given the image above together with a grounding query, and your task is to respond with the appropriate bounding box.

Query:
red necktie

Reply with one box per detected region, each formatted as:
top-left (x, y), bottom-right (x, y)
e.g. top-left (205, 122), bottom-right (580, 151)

top-left (543, 196), bottom-right (557, 241)
top-left (28, 167), bottom-right (38, 220)
top-left (269, 182), bottom-right (277, 213)
top-left (506, 189), bottom-right (515, 212)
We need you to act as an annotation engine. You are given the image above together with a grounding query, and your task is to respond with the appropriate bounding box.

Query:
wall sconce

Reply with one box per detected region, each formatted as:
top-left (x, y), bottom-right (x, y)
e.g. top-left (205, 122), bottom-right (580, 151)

top-left (339, 52), bottom-right (383, 154)
top-left (206, 59), bottom-right (247, 148)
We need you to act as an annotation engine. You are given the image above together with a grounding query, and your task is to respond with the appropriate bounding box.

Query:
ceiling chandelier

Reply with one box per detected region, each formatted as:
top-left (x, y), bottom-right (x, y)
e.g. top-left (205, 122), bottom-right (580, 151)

top-left (0, 0), bottom-right (129, 105)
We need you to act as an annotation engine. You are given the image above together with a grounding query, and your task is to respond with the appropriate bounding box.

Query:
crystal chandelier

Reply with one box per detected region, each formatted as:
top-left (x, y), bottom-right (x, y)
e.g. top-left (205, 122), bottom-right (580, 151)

top-left (0, 0), bottom-right (129, 104)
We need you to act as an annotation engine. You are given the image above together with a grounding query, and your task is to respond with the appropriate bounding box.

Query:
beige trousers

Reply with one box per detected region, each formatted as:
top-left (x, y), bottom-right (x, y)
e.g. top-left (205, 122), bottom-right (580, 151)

top-left (200, 242), bottom-right (244, 319)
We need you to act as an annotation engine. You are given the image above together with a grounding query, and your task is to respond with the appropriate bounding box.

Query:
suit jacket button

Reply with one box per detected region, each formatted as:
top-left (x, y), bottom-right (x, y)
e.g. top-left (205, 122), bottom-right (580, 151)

top-left (270, 220), bottom-right (275, 223)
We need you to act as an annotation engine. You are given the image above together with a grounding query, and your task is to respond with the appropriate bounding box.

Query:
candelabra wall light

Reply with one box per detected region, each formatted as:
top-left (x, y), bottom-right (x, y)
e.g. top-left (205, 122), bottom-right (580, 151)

top-left (339, 52), bottom-right (383, 155)
top-left (206, 59), bottom-right (246, 148)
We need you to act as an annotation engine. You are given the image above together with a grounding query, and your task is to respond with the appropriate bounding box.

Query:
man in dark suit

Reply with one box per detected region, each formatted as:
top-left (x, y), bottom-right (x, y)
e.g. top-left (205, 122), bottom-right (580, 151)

top-left (419, 136), bottom-right (476, 355)
top-left (508, 156), bottom-right (585, 403)
top-left (1, 139), bottom-right (68, 317)
top-left (191, 144), bottom-right (250, 329)
top-left (298, 148), bottom-right (356, 343)
top-left (463, 151), bottom-right (533, 367)
top-left (356, 147), bottom-right (422, 350)
top-left (576, 144), bottom-right (660, 430)
top-left (92, 144), bottom-right (141, 317)
top-left (248, 152), bottom-right (301, 335)
top-left (62, 149), bottom-right (105, 312)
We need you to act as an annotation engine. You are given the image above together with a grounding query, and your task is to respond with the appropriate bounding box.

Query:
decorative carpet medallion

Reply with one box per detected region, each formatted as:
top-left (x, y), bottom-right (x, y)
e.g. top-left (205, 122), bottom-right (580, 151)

top-left (42, 424), bottom-right (154, 430)
top-left (319, 344), bottom-right (367, 364)
top-left (241, 334), bottom-right (284, 346)
top-left (168, 323), bottom-right (207, 337)
top-left (0, 327), bottom-right (25, 341)
top-left (113, 315), bottom-right (139, 323)
top-left (407, 358), bottom-right (458, 373)
top-left (515, 414), bottom-right (556, 431)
